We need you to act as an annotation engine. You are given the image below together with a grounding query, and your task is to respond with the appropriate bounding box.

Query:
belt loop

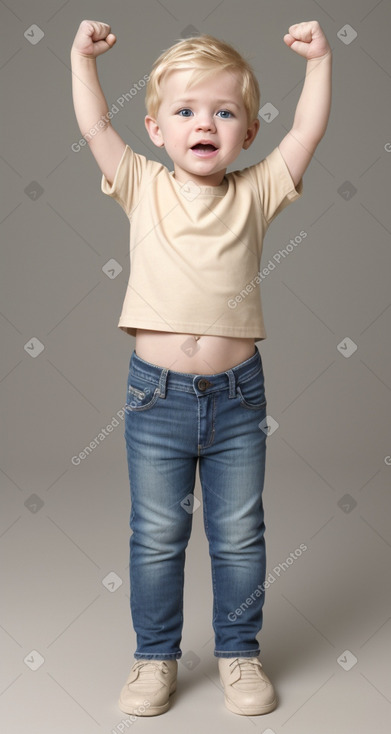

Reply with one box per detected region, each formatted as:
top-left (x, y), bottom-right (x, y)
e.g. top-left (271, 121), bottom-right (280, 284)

top-left (158, 367), bottom-right (169, 398)
top-left (225, 368), bottom-right (237, 398)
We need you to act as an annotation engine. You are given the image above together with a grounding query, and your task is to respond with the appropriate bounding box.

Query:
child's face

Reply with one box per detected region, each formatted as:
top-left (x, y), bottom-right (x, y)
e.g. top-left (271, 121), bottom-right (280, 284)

top-left (145, 67), bottom-right (260, 187)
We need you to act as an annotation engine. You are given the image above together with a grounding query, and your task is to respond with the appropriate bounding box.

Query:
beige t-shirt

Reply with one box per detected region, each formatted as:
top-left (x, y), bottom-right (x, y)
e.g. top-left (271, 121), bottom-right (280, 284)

top-left (101, 144), bottom-right (303, 339)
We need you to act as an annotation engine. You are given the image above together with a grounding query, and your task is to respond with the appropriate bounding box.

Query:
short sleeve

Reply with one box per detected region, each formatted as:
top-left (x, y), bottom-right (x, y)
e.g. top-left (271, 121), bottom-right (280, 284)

top-left (100, 144), bottom-right (160, 218)
top-left (243, 145), bottom-right (303, 224)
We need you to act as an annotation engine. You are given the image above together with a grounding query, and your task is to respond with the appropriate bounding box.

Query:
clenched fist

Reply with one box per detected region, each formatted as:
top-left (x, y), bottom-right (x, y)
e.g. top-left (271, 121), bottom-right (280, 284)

top-left (71, 20), bottom-right (116, 59)
top-left (283, 20), bottom-right (331, 60)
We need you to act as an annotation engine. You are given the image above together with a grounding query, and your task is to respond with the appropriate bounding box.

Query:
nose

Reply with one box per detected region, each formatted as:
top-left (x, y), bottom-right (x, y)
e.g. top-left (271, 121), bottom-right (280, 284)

top-left (195, 111), bottom-right (216, 131)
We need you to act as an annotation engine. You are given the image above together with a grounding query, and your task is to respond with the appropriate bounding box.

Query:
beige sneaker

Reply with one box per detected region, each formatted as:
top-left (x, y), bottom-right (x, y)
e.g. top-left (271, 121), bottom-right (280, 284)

top-left (218, 657), bottom-right (277, 715)
top-left (118, 659), bottom-right (177, 716)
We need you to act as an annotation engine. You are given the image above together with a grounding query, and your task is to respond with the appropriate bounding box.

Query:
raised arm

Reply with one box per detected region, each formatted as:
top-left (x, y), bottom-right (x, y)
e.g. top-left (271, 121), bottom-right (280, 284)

top-left (278, 20), bottom-right (332, 187)
top-left (70, 20), bottom-right (126, 185)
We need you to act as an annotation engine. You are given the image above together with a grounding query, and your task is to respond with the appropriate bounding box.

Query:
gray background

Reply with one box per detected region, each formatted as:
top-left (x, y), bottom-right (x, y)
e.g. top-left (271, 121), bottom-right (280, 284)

top-left (1, 0), bottom-right (390, 732)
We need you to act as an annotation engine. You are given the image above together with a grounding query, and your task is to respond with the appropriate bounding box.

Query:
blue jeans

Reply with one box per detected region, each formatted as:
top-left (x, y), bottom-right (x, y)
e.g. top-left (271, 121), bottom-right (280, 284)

top-left (124, 345), bottom-right (268, 660)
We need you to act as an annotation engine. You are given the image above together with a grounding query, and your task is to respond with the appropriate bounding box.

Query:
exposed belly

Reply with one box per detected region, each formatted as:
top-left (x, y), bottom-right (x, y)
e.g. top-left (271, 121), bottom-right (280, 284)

top-left (135, 329), bottom-right (256, 374)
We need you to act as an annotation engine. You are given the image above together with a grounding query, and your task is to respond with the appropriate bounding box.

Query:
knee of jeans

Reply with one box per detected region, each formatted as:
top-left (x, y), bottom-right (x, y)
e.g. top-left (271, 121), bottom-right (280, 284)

top-left (212, 519), bottom-right (266, 553)
top-left (133, 512), bottom-right (192, 553)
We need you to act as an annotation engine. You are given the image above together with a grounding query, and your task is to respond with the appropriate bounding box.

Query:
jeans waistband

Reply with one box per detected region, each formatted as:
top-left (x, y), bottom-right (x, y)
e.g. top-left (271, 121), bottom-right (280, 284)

top-left (128, 346), bottom-right (263, 398)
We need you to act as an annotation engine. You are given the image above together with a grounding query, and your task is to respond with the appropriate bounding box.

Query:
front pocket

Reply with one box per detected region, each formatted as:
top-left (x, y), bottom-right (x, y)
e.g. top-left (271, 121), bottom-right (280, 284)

top-left (236, 370), bottom-right (266, 410)
top-left (125, 376), bottom-right (161, 412)
top-left (128, 384), bottom-right (146, 400)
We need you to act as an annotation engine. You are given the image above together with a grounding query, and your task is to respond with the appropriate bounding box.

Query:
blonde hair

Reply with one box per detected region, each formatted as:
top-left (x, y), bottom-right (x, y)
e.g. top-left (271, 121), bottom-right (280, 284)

top-left (145, 34), bottom-right (260, 124)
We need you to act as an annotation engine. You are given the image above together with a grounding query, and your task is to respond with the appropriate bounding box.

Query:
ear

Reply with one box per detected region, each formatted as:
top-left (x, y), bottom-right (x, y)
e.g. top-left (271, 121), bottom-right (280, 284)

top-left (144, 115), bottom-right (165, 147)
top-left (242, 118), bottom-right (260, 150)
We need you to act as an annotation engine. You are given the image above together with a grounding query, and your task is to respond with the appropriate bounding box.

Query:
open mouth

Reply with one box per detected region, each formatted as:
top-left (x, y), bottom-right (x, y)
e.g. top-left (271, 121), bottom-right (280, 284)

top-left (191, 143), bottom-right (217, 151)
top-left (190, 143), bottom-right (219, 158)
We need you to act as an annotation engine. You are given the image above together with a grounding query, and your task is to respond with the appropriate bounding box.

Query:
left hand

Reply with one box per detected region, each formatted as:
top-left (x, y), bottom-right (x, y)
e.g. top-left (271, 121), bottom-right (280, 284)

top-left (283, 20), bottom-right (331, 60)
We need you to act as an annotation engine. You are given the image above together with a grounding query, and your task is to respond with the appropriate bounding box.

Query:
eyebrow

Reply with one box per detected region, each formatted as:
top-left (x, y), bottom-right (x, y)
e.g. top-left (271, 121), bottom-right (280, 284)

top-left (170, 99), bottom-right (241, 109)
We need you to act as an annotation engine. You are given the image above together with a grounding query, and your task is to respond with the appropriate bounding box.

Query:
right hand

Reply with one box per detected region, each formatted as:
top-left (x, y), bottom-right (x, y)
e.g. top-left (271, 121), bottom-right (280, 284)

top-left (71, 20), bottom-right (116, 58)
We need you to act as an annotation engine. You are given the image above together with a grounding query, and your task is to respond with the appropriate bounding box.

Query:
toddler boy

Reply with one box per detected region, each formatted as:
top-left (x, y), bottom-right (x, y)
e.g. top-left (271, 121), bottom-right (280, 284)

top-left (71, 19), bottom-right (332, 717)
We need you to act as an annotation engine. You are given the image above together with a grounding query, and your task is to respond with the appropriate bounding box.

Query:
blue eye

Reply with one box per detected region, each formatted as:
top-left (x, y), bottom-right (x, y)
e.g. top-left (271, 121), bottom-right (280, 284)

top-left (176, 108), bottom-right (234, 118)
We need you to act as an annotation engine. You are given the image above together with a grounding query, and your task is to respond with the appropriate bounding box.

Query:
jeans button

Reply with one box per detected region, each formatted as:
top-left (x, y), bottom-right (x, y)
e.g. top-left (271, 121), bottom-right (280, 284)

top-left (198, 378), bottom-right (212, 391)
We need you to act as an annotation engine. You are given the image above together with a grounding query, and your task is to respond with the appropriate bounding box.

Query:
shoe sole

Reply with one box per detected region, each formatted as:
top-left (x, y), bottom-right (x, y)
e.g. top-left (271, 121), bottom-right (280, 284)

top-left (220, 678), bottom-right (277, 716)
top-left (118, 681), bottom-right (177, 717)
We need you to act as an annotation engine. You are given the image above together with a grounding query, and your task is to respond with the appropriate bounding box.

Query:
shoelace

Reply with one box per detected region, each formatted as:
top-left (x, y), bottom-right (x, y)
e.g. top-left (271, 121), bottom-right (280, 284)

top-left (229, 657), bottom-right (262, 680)
top-left (133, 660), bottom-right (169, 678)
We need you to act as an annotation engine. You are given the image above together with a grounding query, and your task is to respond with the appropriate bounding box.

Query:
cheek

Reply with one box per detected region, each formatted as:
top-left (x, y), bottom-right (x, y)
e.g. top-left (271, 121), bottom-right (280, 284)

top-left (226, 129), bottom-right (244, 148)
top-left (223, 122), bottom-right (244, 139)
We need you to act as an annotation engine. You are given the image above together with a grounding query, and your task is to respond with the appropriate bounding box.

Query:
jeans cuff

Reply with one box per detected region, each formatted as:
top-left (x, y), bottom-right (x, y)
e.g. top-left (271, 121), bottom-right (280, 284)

top-left (134, 652), bottom-right (181, 660)
top-left (214, 649), bottom-right (260, 658)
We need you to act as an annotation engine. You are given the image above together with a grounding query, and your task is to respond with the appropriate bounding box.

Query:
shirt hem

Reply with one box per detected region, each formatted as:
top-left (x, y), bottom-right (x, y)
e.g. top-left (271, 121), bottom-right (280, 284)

top-left (118, 321), bottom-right (266, 340)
